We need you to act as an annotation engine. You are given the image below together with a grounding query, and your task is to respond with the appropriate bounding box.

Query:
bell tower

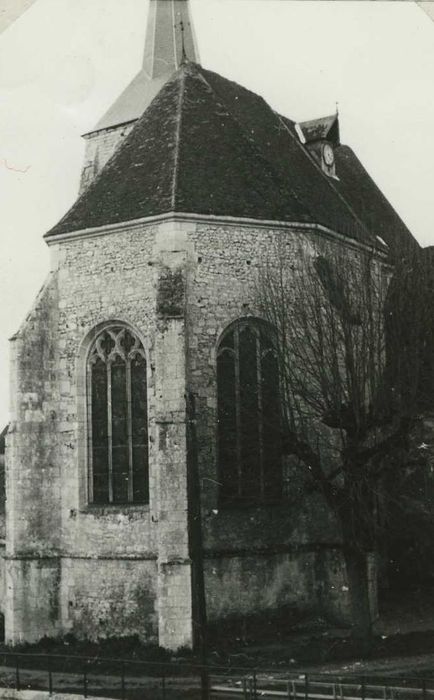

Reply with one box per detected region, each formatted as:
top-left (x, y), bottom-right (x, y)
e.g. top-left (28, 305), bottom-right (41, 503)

top-left (80, 0), bottom-right (199, 193)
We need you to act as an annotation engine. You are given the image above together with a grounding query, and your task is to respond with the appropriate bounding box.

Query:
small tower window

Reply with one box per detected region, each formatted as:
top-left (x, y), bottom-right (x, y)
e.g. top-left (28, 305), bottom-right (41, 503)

top-left (87, 326), bottom-right (149, 505)
top-left (217, 319), bottom-right (282, 505)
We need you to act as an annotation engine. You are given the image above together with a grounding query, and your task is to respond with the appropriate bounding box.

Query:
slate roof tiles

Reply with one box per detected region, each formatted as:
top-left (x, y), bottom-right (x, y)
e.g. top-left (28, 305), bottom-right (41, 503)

top-left (46, 62), bottom-right (416, 254)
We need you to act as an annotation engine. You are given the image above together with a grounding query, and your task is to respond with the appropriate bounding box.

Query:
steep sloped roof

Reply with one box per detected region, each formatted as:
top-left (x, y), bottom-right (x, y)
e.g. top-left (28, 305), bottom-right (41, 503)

top-left (47, 63), bottom-right (376, 243)
top-left (200, 69), bottom-right (368, 240)
top-left (90, 72), bottom-right (169, 134)
top-left (334, 145), bottom-right (419, 257)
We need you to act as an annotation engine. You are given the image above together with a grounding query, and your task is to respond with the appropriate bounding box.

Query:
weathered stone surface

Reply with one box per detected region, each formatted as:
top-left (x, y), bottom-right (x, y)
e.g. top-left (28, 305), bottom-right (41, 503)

top-left (5, 558), bottom-right (62, 644)
top-left (80, 125), bottom-right (135, 194)
top-left (6, 217), bottom-right (353, 648)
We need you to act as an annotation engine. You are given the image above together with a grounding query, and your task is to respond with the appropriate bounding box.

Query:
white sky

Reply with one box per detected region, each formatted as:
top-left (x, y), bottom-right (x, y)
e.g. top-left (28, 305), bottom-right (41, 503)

top-left (0, 0), bottom-right (433, 427)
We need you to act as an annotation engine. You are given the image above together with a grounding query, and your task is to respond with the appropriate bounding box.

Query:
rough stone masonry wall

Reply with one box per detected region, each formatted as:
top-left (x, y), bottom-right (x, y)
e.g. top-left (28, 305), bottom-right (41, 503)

top-left (6, 215), bottom-right (359, 647)
top-left (153, 235), bottom-right (195, 650)
top-left (185, 221), bottom-right (352, 624)
top-left (6, 274), bottom-right (63, 642)
top-left (50, 224), bottom-right (160, 642)
top-left (6, 221), bottom-right (196, 646)
top-left (80, 125), bottom-right (135, 193)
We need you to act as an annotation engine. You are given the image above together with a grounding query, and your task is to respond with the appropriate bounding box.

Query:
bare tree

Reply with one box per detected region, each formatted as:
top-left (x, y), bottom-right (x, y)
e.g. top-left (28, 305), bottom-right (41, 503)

top-left (256, 236), bottom-right (428, 647)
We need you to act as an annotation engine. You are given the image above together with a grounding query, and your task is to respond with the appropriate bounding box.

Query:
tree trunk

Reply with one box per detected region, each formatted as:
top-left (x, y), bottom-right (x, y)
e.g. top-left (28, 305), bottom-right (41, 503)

top-left (343, 547), bottom-right (373, 654)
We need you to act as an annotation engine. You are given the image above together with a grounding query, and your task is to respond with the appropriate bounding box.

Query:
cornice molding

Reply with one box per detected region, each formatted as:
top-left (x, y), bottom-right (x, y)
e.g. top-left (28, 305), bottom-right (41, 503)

top-left (45, 211), bottom-right (388, 258)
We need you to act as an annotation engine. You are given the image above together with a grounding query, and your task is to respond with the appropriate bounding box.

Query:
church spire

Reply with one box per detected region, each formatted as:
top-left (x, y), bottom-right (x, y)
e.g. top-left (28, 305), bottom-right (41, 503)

top-left (143, 0), bottom-right (199, 79)
top-left (90, 0), bottom-right (199, 134)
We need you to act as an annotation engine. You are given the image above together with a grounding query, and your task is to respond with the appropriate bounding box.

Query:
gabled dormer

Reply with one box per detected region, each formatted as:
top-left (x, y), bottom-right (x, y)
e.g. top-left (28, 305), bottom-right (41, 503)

top-left (296, 113), bottom-right (340, 179)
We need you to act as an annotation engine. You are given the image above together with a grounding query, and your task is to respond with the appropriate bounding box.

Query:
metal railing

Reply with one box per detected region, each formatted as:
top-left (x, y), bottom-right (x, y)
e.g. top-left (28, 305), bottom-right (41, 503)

top-left (0, 652), bottom-right (432, 699)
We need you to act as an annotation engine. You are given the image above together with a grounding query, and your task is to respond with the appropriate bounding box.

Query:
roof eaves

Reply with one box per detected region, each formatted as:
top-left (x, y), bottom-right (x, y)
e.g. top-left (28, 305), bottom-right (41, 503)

top-left (82, 118), bottom-right (137, 139)
top-left (44, 211), bottom-right (388, 257)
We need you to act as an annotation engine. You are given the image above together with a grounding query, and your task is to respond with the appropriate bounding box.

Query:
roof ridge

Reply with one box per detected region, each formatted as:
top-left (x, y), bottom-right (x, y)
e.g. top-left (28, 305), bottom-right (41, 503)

top-left (171, 69), bottom-right (187, 210)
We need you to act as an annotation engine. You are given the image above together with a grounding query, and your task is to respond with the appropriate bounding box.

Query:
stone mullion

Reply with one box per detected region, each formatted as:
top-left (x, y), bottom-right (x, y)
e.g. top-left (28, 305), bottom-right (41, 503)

top-left (87, 365), bottom-right (94, 503)
top-left (257, 333), bottom-right (264, 499)
top-left (234, 328), bottom-right (242, 498)
top-left (126, 358), bottom-right (134, 503)
top-left (107, 361), bottom-right (114, 503)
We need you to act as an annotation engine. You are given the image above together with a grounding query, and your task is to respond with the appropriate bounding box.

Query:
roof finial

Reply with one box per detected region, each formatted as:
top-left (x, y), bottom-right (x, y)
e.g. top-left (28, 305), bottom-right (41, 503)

top-left (335, 101), bottom-right (339, 116)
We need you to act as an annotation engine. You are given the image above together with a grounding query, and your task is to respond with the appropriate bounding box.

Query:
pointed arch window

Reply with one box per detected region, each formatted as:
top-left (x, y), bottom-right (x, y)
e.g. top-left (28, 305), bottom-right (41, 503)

top-left (87, 326), bottom-right (149, 505)
top-left (217, 319), bottom-right (282, 505)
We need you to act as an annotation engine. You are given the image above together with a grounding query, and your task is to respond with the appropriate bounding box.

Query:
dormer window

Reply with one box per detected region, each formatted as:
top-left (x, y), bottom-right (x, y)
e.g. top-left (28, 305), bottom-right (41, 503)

top-left (296, 113), bottom-right (340, 178)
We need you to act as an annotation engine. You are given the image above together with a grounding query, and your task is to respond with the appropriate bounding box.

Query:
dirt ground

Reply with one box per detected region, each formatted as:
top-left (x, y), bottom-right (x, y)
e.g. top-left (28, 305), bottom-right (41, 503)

top-left (211, 585), bottom-right (434, 676)
top-left (4, 586), bottom-right (434, 685)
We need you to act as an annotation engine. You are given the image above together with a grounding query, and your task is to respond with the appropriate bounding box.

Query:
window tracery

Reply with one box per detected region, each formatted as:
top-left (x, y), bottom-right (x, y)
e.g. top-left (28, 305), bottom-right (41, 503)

top-left (87, 325), bottom-right (148, 505)
top-left (217, 319), bottom-right (282, 505)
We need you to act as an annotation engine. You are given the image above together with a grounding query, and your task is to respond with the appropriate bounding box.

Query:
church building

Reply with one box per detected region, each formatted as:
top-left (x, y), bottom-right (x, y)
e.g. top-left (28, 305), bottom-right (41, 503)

top-left (5, 0), bottom-right (416, 649)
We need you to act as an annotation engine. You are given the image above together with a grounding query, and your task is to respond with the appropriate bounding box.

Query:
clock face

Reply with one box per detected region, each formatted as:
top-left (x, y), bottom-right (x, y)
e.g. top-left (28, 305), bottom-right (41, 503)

top-left (323, 144), bottom-right (334, 166)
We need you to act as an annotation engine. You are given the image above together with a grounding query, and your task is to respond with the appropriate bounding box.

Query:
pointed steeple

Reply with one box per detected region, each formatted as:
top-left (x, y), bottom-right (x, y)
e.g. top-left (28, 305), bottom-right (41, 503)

top-left (91, 0), bottom-right (199, 134)
top-left (143, 0), bottom-right (198, 79)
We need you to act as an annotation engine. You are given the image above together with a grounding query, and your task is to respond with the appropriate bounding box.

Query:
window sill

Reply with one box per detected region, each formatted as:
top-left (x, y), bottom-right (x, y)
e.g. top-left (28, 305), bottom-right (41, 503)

top-left (80, 503), bottom-right (150, 516)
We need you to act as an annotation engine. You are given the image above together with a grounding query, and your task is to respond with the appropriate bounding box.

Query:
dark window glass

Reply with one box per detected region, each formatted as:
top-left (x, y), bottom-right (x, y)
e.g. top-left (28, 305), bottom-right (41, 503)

top-left (239, 326), bottom-right (260, 500)
top-left (217, 349), bottom-right (237, 501)
top-left (88, 327), bottom-right (148, 505)
top-left (131, 355), bottom-right (149, 503)
top-left (91, 357), bottom-right (109, 504)
top-left (111, 357), bottom-right (128, 503)
top-left (217, 320), bottom-right (282, 505)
